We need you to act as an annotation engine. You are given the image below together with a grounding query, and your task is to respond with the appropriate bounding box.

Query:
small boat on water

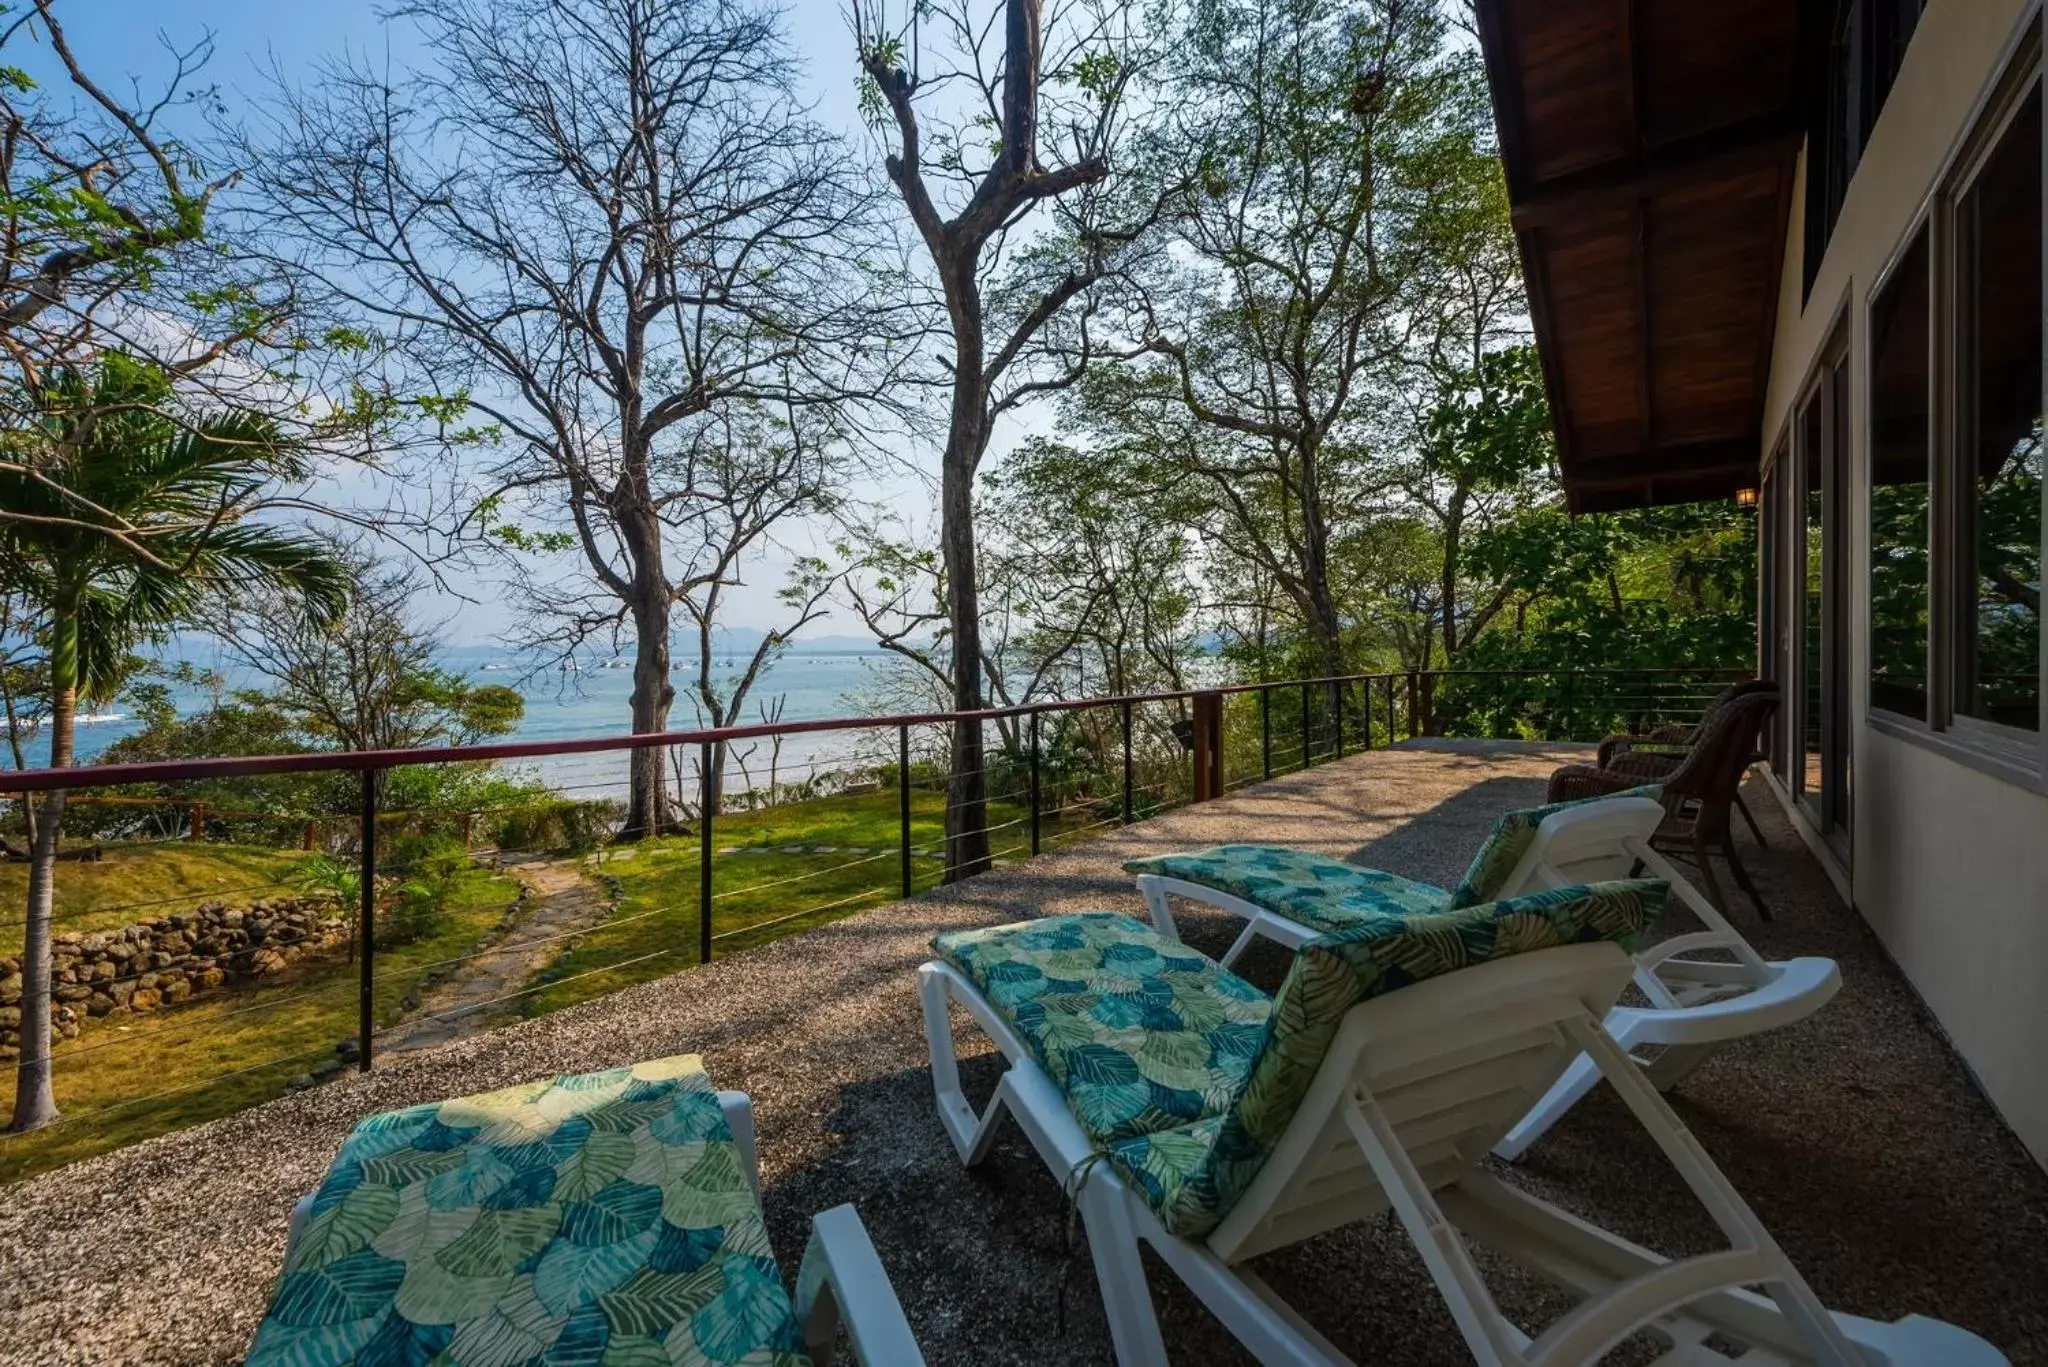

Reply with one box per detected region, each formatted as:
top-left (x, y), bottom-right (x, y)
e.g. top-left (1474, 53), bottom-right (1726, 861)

top-left (75, 711), bottom-right (124, 726)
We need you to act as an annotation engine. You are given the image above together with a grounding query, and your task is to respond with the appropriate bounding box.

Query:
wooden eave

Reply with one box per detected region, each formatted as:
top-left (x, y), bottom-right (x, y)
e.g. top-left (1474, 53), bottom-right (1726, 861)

top-left (1475, 0), bottom-right (1812, 513)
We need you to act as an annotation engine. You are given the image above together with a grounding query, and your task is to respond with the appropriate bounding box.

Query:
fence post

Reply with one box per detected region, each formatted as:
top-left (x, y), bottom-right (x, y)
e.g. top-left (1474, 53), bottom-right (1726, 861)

top-left (898, 724), bottom-right (913, 897)
top-left (357, 769), bottom-right (376, 1074)
top-left (303, 819), bottom-right (318, 852)
top-left (1120, 699), bottom-right (1134, 826)
top-left (1334, 684), bottom-right (1345, 760)
top-left (461, 811), bottom-right (475, 851)
top-left (698, 741), bottom-right (714, 964)
top-left (1028, 710), bottom-right (1042, 856)
top-left (1260, 686), bottom-right (1272, 780)
top-left (1299, 682), bottom-right (1312, 769)
top-left (1192, 691), bottom-right (1223, 801)
top-left (188, 800), bottom-right (205, 843)
top-left (1385, 676), bottom-right (1396, 747)
top-left (1420, 672), bottom-right (1436, 737)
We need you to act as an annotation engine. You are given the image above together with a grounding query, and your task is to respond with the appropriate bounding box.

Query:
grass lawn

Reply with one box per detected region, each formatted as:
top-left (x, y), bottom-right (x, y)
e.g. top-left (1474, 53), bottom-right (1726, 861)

top-left (529, 786), bottom-right (1113, 1013)
top-left (0, 842), bottom-right (315, 956)
top-left (0, 783), bottom-right (1133, 1184)
top-left (0, 862), bottom-right (522, 1183)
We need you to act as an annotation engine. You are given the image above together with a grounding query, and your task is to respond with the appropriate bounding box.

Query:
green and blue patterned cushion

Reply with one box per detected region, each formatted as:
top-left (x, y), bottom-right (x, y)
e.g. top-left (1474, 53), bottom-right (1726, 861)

top-left (1445, 786), bottom-right (1663, 909)
top-left (246, 1055), bottom-right (810, 1367)
top-left (1122, 845), bottom-right (1453, 934)
top-left (940, 881), bottom-right (1668, 1240)
top-left (931, 913), bottom-right (1274, 1148)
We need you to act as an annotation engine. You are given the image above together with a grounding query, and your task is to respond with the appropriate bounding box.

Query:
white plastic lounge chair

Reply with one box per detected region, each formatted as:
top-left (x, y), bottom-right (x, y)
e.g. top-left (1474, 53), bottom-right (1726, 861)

top-left (260, 1054), bottom-right (922, 1367)
top-left (1128, 793), bottom-right (1841, 1159)
top-left (920, 893), bottom-right (1997, 1366)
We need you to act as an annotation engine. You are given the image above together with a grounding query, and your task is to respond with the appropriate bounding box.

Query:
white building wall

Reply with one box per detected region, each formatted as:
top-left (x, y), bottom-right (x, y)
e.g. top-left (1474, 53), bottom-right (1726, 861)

top-left (1760, 0), bottom-right (2048, 1168)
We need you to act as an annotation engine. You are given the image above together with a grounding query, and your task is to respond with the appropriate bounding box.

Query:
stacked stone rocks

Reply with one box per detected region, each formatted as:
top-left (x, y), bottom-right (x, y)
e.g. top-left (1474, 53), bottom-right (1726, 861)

top-left (0, 896), bottom-right (344, 1059)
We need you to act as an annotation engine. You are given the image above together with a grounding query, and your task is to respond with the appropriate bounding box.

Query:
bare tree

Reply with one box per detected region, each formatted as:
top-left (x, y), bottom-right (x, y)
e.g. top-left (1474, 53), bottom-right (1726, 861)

top-left (538, 398), bottom-right (844, 817)
top-left (853, 0), bottom-right (1178, 878)
top-left (256, 0), bottom-right (900, 838)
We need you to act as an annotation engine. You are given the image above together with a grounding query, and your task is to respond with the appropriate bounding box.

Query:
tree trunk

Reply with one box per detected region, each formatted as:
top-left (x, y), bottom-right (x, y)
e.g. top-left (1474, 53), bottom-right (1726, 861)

top-left (11, 609), bottom-right (75, 1133)
top-left (940, 374), bottom-right (992, 881)
top-left (923, 247), bottom-right (993, 882)
top-left (1441, 486), bottom-right (1469, 662)
top-left (621, 558), bottom-right (676, 842)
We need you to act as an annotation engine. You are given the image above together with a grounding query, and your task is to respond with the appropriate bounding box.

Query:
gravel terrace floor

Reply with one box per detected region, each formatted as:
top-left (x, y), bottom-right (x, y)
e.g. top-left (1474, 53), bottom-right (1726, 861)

top-left (4, 742), bottom-right (2047, 1366)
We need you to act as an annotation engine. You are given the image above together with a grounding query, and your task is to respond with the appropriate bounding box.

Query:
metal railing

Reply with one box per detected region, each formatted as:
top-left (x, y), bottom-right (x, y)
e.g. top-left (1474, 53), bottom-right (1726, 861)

top-left (0, 664), bottom-right (1746, 1167)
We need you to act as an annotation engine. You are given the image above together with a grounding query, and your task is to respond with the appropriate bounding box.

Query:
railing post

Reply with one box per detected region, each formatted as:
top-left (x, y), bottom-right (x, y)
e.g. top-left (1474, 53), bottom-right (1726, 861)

top-left (1334, 683), bottom-right (1345, 760)
top-left (1405, 671), bottom-right (1419, 738)
top-left (1192, 691), bottom-right (1223, 801)
top-left (1385, 676), bottom-right (1396, 747)
top-left (1120, 699), bottom-right (1134, 826)
top-left (698, 741), bottom-right (714, 964)
top-left (1260, 686), bottom-right (1272, 780)
top-left (1299, 682), bottom-right (1311, 769)
top-left (357, 768), bottom-right (376, 1074)
top-left (1420, 671), bottom-right (1436, 737)
top-left (1028, 710), bottom-right (1042, 856)
top-left (899, 724), bottom-right (913, 896)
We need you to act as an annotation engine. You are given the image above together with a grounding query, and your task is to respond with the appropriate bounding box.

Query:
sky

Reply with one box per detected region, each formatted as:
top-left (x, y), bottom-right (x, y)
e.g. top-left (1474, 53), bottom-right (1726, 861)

top-left (43, 0), bottom-right (957, 645)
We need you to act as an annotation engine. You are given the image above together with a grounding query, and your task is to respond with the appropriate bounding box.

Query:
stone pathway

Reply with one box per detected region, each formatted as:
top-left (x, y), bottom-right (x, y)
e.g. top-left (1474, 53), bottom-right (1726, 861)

top-left (381, 856), bottom-right (609, 1055)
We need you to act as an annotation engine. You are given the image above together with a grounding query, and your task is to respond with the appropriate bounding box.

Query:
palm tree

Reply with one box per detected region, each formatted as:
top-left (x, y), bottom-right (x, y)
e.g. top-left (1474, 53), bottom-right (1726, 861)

top-left (0, 354), bottom-right (346, 1132)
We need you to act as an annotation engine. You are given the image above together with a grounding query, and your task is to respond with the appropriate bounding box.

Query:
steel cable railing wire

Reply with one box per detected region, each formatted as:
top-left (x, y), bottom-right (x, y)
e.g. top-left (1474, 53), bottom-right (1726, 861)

top-left (2, 666), bottom-right (1749, 1153)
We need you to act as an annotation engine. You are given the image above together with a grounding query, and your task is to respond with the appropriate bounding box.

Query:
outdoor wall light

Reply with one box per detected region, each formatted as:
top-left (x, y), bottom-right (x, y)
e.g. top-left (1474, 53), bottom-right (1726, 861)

top-left (1734, 486), bottom-right (1759, 509)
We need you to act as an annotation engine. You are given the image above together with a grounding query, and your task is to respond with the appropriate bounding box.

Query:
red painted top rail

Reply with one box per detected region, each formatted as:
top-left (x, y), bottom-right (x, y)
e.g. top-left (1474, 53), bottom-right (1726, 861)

top-left (0, 666), bottom-right (1748, 793)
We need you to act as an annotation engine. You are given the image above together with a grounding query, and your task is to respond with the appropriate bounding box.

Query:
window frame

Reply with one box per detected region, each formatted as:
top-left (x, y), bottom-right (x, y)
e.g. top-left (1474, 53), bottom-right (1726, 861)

top-left (1862, 211), bottom-right (1935, 725)
top-left (1859, 14), bottom-right (2048, 791)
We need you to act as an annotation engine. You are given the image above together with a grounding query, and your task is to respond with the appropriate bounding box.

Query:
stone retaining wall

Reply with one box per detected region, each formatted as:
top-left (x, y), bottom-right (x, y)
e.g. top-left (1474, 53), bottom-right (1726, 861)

top-left (0, 896), bottom-right (346, 1060)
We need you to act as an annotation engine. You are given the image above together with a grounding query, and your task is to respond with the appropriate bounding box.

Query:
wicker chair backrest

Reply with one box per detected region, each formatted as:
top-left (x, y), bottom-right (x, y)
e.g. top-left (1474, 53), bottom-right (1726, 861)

top-left (1662, 687), bottom-right (1780, 806)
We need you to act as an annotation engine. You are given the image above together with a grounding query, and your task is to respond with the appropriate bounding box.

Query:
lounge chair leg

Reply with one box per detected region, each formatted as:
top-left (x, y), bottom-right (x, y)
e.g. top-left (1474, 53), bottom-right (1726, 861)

top-left (1078, 1178), bottom-right (1170, 1367)
top-left (1734, 788), bottom-right (1768, 848)
top-left (1136, 876), bottom-right (1179, 941)
top-left (918, 964), bottom-right (1010, 1166)
top-left (1722, 838), bottom-right (1770, 921)
top-left (1494, 1051), bottom-right (1606, 1162)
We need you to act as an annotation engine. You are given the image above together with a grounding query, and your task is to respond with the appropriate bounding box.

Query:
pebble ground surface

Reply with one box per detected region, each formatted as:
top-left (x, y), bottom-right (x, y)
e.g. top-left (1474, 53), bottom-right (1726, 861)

top-left (3, 741), bottom-right (2045, 1365)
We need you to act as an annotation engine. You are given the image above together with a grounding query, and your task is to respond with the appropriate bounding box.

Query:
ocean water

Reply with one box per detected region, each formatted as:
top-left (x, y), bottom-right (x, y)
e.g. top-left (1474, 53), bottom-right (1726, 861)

top-left (64, 643), bottom-right (915, 797)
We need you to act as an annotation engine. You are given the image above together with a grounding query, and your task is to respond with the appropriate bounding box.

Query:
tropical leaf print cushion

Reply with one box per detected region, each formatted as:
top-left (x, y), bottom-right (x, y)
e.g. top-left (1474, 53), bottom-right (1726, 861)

top-left (931, 913), bottom-right (1274, 1148)
top-left (1123, 845), bottom-right (1452, 933)
top-left (949, 881), bottom-right (1668, 1239)
top-left (1446, 786), bottom-right (1664, 908)
top-left (246, 1054), bottom-right (810, 1367)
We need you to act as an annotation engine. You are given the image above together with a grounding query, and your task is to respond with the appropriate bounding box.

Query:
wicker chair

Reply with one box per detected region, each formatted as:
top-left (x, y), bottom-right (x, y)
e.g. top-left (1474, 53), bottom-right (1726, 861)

top-left (1548, 687), bottom-right (1782, 920)
top-left (1591, 678), bottom-right (1776, 846)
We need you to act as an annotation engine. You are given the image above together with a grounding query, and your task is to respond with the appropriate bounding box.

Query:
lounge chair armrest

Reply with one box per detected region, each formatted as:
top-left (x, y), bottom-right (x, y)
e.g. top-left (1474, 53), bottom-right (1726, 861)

top-left (795, 1204), bottom-right (924, 1367)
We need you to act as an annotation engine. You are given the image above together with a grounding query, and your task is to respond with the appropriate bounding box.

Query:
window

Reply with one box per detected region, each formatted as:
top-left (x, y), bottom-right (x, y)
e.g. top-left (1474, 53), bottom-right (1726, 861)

top-left (1868, 228), bottom-right (1931, 720)
top-left (1861, 38), bottom-right (2048, 773)
top-left (1807, 0), bottom-right (1927, 297)
top-left (1954, 86), bottom-right (2042, 733)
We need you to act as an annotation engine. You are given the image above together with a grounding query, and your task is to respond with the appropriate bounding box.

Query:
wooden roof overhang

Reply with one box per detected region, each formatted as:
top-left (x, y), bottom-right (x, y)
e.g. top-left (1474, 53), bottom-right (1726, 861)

top-left (1474, 0), bottom-right (1813, 512)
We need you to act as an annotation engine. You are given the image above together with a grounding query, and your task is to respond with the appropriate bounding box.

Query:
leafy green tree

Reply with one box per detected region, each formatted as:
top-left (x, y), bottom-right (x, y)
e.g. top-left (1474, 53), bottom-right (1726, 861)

top-left (0, 353), bottom-right (346, 1132)
top-left (1082, 0), bottom-right (1492, 685)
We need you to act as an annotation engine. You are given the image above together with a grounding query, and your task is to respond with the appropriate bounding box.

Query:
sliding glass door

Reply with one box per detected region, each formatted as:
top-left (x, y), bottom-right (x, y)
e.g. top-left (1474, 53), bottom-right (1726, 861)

top-left (1795, 347), bottom-right (1853, 854)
